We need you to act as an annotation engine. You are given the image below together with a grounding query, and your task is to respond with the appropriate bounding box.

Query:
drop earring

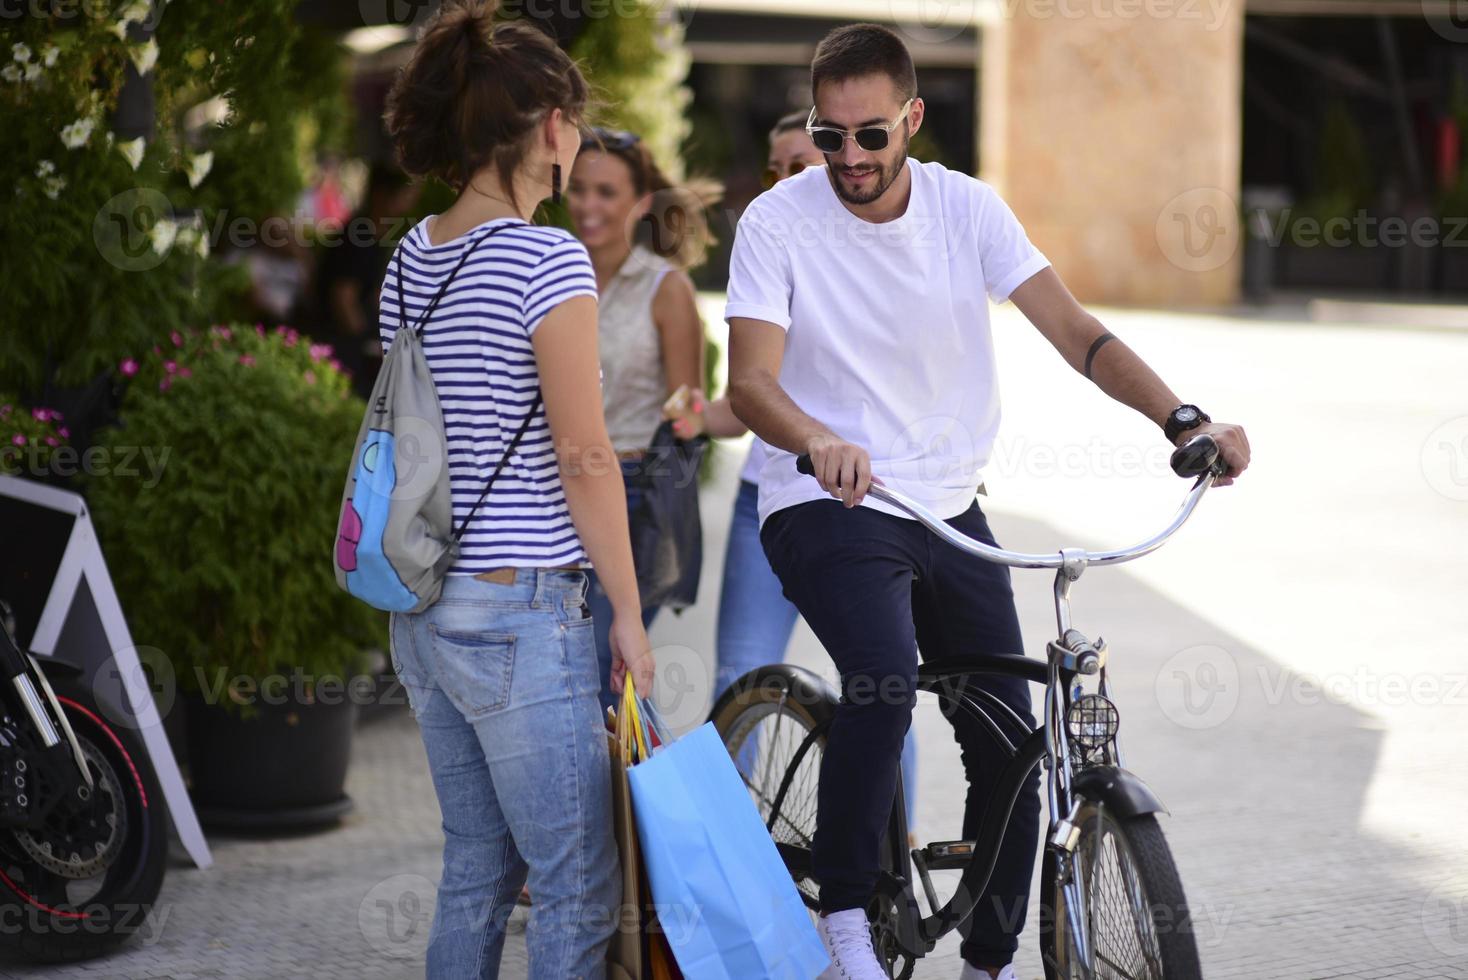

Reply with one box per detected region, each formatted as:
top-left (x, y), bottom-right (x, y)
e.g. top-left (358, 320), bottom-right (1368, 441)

top-left (551, 163), bottom-right (563, 206)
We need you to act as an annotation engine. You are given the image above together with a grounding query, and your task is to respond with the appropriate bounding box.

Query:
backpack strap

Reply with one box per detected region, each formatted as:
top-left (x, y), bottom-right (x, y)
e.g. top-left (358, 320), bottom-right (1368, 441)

top-left (451, 390), bottom-right (542, 542)
top-left (385, 220), bottom-right (546, 545)
top-left (392, 220), bottom-right (523, 337)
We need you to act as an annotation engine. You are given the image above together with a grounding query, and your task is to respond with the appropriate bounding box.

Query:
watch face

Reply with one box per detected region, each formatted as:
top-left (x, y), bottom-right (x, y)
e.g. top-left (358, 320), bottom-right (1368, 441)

top-left (1176, 407), bottom-right (1199, 424)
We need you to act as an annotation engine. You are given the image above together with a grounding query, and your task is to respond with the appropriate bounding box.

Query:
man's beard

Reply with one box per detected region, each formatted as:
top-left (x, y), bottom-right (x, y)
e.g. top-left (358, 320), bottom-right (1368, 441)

top-left (827, 134), bottom-right (909, 206)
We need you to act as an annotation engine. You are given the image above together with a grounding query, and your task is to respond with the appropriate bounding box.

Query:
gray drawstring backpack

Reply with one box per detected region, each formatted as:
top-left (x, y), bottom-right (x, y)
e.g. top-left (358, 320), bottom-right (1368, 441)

top-left (333, 224), bottom-right (540, 613)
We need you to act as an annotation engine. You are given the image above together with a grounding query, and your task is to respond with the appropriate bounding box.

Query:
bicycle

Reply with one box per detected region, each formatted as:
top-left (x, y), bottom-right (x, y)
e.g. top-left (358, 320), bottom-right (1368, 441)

top-left (711, 434), bottom-right (1229, 980)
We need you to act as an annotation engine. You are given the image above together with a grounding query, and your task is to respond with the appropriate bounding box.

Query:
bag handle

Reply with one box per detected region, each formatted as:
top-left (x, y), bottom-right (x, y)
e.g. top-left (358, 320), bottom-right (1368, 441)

top-left (388, 221), bottom-right (543, 544)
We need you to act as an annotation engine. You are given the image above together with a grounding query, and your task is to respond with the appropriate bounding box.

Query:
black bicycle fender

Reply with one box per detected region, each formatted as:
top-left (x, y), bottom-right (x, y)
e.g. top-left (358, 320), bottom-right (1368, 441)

top-left (706, 662), bottom-right (839, 726)
top-left (1071, 765), bottom-right (1168, 818)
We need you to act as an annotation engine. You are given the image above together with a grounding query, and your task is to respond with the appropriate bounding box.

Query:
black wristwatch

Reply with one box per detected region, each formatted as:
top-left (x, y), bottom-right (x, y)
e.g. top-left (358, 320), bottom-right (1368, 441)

top-left (1163, 404), bottom-right (1210, 443)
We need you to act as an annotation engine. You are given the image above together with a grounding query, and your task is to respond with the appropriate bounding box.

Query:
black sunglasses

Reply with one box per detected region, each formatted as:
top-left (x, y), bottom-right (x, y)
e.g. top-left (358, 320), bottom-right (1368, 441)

top-left (805, 99), bottom-right (914, 155)
top-left (761, 160), bottom-right (810, 190)
top-left (582, 127), bottom-right (641, 151)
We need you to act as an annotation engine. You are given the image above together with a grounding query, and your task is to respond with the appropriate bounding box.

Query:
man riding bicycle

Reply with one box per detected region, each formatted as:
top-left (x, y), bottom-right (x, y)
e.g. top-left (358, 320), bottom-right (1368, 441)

top-left (725, 23), bottom-right (1250, 980)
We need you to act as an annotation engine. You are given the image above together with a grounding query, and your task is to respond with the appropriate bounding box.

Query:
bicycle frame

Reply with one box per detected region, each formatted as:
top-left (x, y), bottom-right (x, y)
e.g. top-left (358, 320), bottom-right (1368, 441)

top-left (791, 437), bottom-right (1224, 973)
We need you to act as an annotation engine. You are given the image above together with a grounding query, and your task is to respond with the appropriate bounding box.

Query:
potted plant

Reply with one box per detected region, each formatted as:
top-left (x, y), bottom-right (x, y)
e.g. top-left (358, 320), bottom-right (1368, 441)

top-left (86, 324), bottom-right (385, 829)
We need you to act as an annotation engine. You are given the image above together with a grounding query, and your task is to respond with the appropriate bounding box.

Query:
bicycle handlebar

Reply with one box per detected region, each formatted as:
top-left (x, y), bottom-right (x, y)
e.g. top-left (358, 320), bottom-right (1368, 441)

top-left (794, 434), bottom-right (1225, 570)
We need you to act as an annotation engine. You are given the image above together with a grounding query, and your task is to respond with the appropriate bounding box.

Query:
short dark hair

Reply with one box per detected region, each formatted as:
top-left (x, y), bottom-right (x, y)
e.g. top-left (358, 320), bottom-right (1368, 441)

top-left (769, 111), bottom-right (808, 140)
top-left (811, 23), bottom-right (917, 105)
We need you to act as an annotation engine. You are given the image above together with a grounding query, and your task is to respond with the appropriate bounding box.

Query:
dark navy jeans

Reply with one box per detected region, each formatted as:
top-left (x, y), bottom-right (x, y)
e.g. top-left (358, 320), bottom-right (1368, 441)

top-left (760, 497), bottom-right (1042, 969)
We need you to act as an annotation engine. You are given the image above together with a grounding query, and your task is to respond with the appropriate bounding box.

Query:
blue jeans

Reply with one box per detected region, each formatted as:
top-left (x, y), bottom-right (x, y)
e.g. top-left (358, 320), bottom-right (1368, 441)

top-left (716, 480), bottom-right (918, 827)
top-left (390, 570), bottom-right (620, 979)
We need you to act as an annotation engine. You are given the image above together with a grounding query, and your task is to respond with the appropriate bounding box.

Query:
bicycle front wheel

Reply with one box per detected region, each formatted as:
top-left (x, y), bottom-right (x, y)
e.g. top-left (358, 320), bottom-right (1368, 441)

top-left (709, 664), bottom-right (835, 909)
top-left (1041, 804), bottom-right (1201, 980)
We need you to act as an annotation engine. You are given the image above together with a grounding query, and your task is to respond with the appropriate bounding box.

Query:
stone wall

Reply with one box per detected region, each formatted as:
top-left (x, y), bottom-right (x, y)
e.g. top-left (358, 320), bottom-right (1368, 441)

top-left (979, 1), bottom-right (1245, 306)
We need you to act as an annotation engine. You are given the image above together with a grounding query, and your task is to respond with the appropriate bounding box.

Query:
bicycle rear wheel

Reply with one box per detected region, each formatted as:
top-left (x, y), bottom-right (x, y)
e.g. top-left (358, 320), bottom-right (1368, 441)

top-left (709, 664), bottom-right (834, 910)
top-left (1041, 804), bottom-right (1201, 980)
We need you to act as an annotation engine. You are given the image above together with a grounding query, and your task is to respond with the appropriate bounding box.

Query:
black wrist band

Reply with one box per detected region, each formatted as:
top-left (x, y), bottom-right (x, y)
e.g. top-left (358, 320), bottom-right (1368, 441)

top-left (1083, 332), bottom-right (1117, 380)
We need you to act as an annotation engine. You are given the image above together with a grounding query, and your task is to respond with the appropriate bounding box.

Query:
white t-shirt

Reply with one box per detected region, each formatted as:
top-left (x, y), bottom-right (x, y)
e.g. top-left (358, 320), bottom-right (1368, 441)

top-left (724, 159), bottom-right (1050, 526)
top-left (738, 438), bottom-right (767, 485)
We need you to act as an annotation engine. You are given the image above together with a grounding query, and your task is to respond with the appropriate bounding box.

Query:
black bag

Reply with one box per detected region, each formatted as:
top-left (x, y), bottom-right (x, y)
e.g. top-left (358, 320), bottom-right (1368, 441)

top-left (626, 421), bottom-right (708, 612)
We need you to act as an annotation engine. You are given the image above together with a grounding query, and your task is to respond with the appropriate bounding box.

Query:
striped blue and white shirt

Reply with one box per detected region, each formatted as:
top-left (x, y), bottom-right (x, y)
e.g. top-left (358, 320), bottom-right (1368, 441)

top-left (379, 217), bottom-right (597, 574)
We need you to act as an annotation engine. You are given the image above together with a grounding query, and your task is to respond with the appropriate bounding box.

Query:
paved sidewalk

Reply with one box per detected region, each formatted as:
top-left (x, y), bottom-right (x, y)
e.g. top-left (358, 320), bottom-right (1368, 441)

top-left (5, 305), bottom-right (1466, 979)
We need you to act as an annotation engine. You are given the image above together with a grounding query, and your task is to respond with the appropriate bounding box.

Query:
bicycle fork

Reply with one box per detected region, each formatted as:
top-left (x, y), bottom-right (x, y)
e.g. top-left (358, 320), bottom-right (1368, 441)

top-left (1043, 550), bottom-right (1105, 979)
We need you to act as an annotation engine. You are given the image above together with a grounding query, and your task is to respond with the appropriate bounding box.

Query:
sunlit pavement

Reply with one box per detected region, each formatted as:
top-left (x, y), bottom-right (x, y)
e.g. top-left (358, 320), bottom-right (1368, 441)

top-left (7, 299), bottom-right (1465, 979)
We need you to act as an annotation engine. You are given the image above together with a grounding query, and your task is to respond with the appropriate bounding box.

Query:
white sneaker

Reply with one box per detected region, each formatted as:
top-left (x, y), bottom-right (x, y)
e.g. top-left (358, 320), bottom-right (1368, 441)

top-left (958, 962), bottom-right (1017, 980)
top-left (815, 908), bottom-right (888, 980)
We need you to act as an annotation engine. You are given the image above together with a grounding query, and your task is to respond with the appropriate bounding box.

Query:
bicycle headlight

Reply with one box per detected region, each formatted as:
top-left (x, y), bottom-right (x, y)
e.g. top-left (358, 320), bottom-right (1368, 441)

top-left (1066, 694), bottom-right (1119, 750)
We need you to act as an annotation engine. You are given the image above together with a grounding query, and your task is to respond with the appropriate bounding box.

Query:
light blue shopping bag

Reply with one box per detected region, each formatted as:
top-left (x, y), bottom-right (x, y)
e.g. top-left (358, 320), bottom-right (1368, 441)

top-left (627, 718), bottom-right (830, 980)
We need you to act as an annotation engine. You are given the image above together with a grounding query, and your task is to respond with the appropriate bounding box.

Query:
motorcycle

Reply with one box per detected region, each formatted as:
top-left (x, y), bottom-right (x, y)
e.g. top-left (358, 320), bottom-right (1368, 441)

top-left (0, 599), bottom-right (169, 962)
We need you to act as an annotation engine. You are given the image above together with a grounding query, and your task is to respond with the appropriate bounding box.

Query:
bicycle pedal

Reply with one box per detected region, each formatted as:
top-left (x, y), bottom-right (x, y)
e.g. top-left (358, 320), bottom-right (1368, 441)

top-left (919, 840), bottom-right (977, 870)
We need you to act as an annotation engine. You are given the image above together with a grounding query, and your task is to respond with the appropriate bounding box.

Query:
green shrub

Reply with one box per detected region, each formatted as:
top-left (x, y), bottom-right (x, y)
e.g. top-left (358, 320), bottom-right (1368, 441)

top-left (84, 325), bottom-right (383, 711)
top-left (0, 3), bottom-right (349, 394)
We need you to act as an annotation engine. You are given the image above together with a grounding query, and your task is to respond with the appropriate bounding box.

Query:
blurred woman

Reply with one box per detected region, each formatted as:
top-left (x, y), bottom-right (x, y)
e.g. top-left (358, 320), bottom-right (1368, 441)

top-left (381, 3), bottom-right (652, 975)
top-left (566, 128), bottom-right (722, 710)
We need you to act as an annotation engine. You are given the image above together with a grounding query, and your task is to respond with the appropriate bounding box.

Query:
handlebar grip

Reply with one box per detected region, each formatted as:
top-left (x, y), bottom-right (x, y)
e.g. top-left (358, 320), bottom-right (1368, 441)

top-left (1170, 434), bottom-right (1226, 478)
top-left (796, 454), bottom-right (816, 477)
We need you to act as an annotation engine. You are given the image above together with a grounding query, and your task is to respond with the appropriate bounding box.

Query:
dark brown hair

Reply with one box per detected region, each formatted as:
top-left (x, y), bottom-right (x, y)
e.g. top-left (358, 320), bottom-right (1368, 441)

top-left (769, 110), bottom-right (808, 140)
top-left (582, 135), bottom-right (723, 271)
top-left (385, 0), bottom-right (591, 208)
top-left (810, 23), bottom-right (918, 105)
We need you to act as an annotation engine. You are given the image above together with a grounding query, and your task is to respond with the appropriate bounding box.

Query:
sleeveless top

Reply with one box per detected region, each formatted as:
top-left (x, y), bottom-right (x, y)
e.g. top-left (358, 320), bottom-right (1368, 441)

top-left (378, 217), bottom-right (599, 574)
top-left (598, 244), bottom-right (674, 452)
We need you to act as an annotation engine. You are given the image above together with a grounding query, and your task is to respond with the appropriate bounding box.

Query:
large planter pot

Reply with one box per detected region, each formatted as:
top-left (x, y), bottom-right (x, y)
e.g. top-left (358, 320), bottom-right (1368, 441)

top-left (184, 687), bottom-right (358, 830)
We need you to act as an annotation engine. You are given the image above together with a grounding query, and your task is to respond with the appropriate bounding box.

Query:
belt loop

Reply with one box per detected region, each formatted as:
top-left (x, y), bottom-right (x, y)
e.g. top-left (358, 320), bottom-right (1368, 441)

top-left (532, 568), bottom-right (548, 608)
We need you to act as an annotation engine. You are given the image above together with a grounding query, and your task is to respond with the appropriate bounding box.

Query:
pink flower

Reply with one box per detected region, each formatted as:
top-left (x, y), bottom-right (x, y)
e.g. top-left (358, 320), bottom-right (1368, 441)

top-left (31, 407), bottom-right (50, 422)
top-left (44, 437), bottom-right (58, 447)
top-left (57, 426), bottom-right (69, 438)
top-left (10, 434), bottom-right (23, 446)
top-left (170, 330), bottom-right (184, 347)
top-left (255, 323), bottom-right (265, 337)
top-left (50, 410), bottom-right (63, 421)
top-left (0, 405), bottom-right (9, 415)
top-left (239, 354), bottom-right (256, 367)
top-left (304, 370), bottom-right (316, 385)
top-left (153, 344), bottom-right (162, 355)
top-left (309, 343), bottom-right (332, 362)
top-left (159, 378), bottom-right (171, 391)
top-left (328, 358), bottom-right (344, 373)
top-left (164, 360), bottom-right (178, 374)
top-left (178, 367), bottom-right (192, 379)
top-left (120, 358), bottom-right (140, 377)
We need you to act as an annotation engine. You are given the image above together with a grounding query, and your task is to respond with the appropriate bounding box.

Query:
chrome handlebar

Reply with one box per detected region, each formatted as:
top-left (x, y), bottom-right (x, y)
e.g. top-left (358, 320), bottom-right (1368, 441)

top-left (794, 434), bottom-right (1224, 570)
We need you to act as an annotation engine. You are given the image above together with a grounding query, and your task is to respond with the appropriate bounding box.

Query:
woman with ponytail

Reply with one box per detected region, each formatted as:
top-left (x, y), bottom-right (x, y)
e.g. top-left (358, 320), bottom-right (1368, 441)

top-left (380, 3), bottom-right (650, 975)
top-left (565, 129), bottom-right (725, 708)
